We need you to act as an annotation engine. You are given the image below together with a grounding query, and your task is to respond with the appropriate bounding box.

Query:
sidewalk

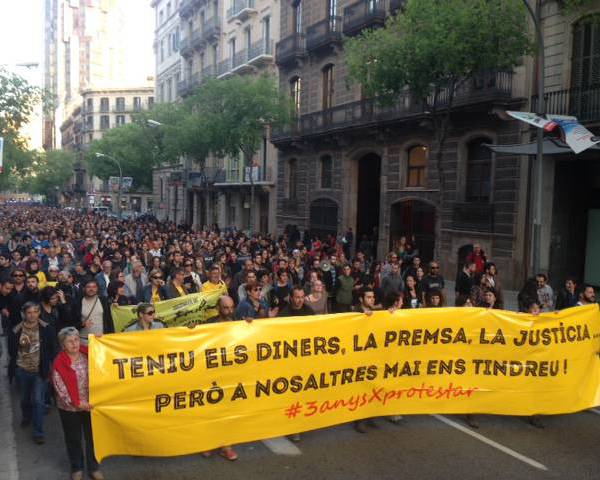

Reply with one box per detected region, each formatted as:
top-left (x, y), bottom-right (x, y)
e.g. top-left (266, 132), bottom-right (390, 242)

top-left (445, 280), bottom-right (519, 311)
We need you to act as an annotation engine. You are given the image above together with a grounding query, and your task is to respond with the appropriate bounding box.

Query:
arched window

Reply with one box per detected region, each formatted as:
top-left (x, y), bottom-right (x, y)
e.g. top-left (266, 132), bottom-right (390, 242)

top-left (571, 16), bottom-right (600, 89)
top-left (287, 158), bottom-right (298, 200)
top-left (465, 138), bottom-right (492, 203)
top-left (290, 76), bottom-right (301, 115)
top-left (322, 64), bottom-right (335, 110)
top-left (320, 155), bottom-right (333, 188)
top-left (406, 145), bottom-right (428, 187)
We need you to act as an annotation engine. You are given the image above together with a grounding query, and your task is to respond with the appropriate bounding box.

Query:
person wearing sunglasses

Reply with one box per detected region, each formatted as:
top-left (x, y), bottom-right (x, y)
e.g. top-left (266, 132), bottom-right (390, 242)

top-left (421, 261), bottom-right (445, 304)
top-left (141, 269), bottom-right (167, 304)
top-left (125, 304), bottom-right (165, 332)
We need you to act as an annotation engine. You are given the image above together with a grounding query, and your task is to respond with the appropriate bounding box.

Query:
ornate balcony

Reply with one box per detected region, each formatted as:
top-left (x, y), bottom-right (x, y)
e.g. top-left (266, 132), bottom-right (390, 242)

top-left (217, 59), bottom-right (233, 78)
top-left (180, 34), bottom-right (194, 57)
top-left (248, 39), bottom-right (274, 66)
top-left (452, 202), bottom-right (494, 233)
top-left (532, 86), bottom-right (600, 124)
top-left (272, 71), bottom-right (514, 144)
top-left (201, 16), bottom-right (221, 44)
top-left (232, 49), bottom-right (254, 74)
top-left (227, 0), bottom-right (257, 22)
top-left (201, 64), bottom-right (216, 80)
top-left (178, 72), bottom-right (201, 97)
top-left (275, 33), bottom-right (307, 67)
top-left (306, 16), bottom-right (342, 52)
top-left (343, 0), bottom-right (386, 37)
top-left (214, 166), bottom-right (273, 185)
top-left (179, 0), bottom-right (196, 19)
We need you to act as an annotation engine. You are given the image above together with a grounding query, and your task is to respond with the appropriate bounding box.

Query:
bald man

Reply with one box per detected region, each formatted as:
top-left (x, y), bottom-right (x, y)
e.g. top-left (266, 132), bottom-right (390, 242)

top-left (215, 295), bottom-right (235, 323)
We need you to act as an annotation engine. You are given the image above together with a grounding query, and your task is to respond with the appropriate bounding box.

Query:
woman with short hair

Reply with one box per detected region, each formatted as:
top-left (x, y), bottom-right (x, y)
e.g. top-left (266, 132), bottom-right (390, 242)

top-left (51, 327), bottom-right (103, 480)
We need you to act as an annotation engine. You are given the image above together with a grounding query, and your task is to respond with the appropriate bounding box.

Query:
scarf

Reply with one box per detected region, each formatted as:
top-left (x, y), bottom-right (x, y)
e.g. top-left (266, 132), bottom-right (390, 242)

top-left (53, 345), bottom-right (88, 407)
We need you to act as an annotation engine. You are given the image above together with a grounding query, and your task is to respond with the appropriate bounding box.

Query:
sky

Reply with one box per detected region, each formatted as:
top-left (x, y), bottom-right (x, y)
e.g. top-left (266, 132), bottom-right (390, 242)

top-left (0, 0), bottom-right (155, 148)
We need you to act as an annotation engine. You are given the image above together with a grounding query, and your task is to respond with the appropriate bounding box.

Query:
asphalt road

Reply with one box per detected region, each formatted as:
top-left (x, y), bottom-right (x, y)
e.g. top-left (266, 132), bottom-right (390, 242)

top-left (4, 366), bottom-right (600, 480)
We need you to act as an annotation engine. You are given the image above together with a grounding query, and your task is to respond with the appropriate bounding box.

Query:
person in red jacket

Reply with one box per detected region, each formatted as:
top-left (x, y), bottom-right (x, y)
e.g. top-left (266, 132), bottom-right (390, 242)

top-left (465, 244), bottom-right (486, 275)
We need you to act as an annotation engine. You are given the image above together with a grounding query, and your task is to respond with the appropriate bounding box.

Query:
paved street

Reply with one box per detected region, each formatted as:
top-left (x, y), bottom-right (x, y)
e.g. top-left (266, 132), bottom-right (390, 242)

top-left (2, 336), bottom-right (600, 480)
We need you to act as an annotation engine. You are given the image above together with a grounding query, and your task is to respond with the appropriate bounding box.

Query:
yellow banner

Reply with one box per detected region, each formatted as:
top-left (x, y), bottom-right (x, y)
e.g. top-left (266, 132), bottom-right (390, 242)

top-left (110, 286), bottom-right (227, 332)
top-left (90, 305), bottom-right (600, 460)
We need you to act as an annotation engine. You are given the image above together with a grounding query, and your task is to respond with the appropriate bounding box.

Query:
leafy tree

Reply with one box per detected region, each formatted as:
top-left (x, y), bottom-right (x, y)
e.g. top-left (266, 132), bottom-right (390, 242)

top-left (0, 67), bottom-right (41, 190)
top-left (86, 123), bottom-right (161, 189)
top-left (345, 0), bottom-right (533, 244)
top-left (24, 149), bottom-right (75, 199)
top-left (188, 75), bottom-right (289, 233)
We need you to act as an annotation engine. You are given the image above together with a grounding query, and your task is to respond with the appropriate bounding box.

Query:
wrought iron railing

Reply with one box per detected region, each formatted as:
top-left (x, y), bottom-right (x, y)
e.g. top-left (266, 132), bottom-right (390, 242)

top-left (306, 16), bottom-right (343, 51)
top-left (227, 0), bottom-right (256, 19)
top-left (275, 33), bottom-right (306, 65)
top-left (343, 0), bottom-right (386, 36)
top-left (532, 86), bottom-right (600, 124)
top-left (452, 202), bottom-right (494, 232)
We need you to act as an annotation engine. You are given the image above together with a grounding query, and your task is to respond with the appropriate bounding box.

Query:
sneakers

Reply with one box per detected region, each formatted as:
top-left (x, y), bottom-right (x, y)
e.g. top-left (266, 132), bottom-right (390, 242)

top-left (219, 447), bottom-right (238, 461)
top-left (33, 435), bottom-right (45, 445)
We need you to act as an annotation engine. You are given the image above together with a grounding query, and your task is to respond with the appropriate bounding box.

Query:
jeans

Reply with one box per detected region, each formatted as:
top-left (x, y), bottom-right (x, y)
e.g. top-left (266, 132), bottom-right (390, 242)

top-left (58, 409), bottom-right (99, 474)
top-left (15, 367), bottom-right (48, 438)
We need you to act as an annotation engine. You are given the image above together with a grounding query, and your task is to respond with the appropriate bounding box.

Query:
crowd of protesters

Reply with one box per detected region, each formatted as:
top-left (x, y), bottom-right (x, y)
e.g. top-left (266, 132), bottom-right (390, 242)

top-left (0, 205), bottom-right (597, 478)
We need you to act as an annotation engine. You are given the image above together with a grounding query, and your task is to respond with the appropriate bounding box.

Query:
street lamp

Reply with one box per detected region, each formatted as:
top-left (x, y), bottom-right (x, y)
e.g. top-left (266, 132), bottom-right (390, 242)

top-left (95, 152), bottom-right (123, 218)
top-left (522, 0), bottom-right (545, 276)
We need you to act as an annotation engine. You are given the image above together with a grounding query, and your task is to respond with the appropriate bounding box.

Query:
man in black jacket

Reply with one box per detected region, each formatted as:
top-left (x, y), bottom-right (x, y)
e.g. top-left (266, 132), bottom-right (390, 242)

top-left (8, 301), bottom-right (57, 443)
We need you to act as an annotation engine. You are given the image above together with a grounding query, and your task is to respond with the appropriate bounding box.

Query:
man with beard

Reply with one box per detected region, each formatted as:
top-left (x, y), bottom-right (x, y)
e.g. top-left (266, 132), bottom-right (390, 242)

top-left (73, 280), bottom-right (114, 346)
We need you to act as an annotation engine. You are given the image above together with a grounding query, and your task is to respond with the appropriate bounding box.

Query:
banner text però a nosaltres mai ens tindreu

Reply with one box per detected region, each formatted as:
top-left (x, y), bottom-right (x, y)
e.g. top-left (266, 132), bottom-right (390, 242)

top-left (89, 305), bottom-right (600, 460)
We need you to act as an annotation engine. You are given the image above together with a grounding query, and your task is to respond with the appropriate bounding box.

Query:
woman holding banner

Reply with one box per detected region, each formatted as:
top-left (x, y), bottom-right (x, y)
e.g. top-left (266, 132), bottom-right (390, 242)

top-left (51, 326), bottom-right (104, 480)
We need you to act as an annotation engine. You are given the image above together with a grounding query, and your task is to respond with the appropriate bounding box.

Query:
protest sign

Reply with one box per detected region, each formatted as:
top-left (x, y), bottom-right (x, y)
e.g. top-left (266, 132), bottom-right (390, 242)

top-left (90, 305), bottom-right (600, 460)
top-left (110, 285), bottom-right (227, 332)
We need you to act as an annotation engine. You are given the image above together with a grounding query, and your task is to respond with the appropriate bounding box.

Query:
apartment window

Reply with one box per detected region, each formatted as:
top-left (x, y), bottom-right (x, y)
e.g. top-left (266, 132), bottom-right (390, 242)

top-left (263, 16), bottom-right (271, 51)
top-left (115, 97), bottom-right (125, 112)
top-left (133, 97), bottom-right (142, 111)
top-left (148, 97), bottom-right (154, 108)
top-left (100, 97), bottom-right (109, 112)
top-left (174, 27), bottom-right (180, 51)
top-left (571, 16), bottom-right (600, 89)
top-left (159, 10), bottom-right (164, 25)
top-left (116, 115), bottom-right (126, 126)
top-left (322, 64), bottom-right (334, 110)
top-left (167, 2), bottom-right (171, 17)
top-left (86, 116), bottom-right (93, 129)
top-left (290, 76), bottom-right (301, 114)
top-left (406, 145), bottom-right (428, 188)
top-left (229, 38), bottom-right (236, 59)
top-left (100, 115), bottom-right (110, 130)
top-left (160, 39), bottom-right (165, 62)
top-left (287, 158), bottom-right (298, 200)
top-left (293, 0), bottom-right (302, 33)
top-left (320, 155), bottom-right (333, 189)
top-left (465, 138), bottom-right (492, 203)
top-left (86, 98), bottom-right (93, 112)
top-left (245, 27), bottom-right (252, 50)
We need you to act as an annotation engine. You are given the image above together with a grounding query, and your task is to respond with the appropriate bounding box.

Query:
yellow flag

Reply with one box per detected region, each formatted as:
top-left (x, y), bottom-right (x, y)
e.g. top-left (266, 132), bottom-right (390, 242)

top-left (90, 305), bottom-right (600, 460)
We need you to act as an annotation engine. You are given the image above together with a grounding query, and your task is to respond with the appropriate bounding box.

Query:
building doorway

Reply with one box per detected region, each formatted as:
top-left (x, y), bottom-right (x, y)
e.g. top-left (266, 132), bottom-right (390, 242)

top-left (549, 158), bottom-right (600, 287)
top-left (390, 199), bottom-right (436, 263)
top-left (356, 153), bottom-right (381, 255)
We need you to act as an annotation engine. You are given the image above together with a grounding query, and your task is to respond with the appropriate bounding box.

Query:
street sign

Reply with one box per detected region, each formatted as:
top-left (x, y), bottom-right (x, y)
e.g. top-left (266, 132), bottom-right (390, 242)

top-left (108, 176), bottom-right (134, 192)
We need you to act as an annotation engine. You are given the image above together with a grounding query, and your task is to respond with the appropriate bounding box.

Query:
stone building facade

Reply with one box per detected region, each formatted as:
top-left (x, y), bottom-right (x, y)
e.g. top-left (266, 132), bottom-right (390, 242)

top-left (532, 0), bottom-right (600, 287)
top-left (272, 0), bottom-right (532, 289)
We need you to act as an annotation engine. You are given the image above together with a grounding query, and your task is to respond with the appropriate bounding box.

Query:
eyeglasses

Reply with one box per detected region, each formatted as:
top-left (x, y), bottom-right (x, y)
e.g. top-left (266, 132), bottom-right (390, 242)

top-left (251, 287), bottom-right (262, 291)
top-left (431, 267), bottom-right (440, 270)
top-left (152, 276), bottom-right (162, 280)
top-left (12, 273), bottom-right (25, 277)
top-left (144, 310), bottom-right (156, 315)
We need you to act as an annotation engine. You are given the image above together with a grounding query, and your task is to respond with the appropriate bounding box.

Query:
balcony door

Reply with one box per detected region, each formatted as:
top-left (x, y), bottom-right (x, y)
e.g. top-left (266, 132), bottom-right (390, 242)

top-left (570, 16), bottom-right (600, 119)
top-left (292, 0), bottom-right (302, 34)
